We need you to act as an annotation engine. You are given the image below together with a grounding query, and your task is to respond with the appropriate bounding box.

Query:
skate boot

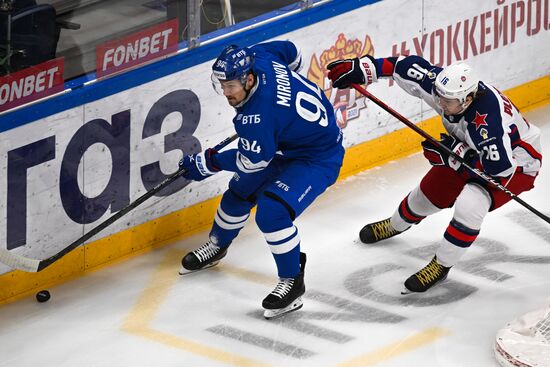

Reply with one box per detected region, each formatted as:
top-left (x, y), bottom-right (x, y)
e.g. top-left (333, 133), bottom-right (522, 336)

top-left (179, 240), bottom-right (228, 275)
top-left (359, 217), bottom-right (403, 244)
top-left (402, 256), bottom-right (451, 294)
top-left (262, 252), bottom-right (306, 320)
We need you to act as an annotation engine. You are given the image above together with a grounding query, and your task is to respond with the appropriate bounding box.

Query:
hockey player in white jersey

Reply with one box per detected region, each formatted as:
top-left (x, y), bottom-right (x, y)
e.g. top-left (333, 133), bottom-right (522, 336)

top-left (327, 55), bottom-right (542, 293)
top-left (178, 41), bottom-right (344, 318)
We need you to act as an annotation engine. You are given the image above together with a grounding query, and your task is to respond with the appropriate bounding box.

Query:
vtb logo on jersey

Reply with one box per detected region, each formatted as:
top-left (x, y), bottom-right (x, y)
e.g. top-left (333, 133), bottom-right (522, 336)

top-left (307, 33), bottom-right (374, 129)
top-left (275, 180), bottom-right (290, 192)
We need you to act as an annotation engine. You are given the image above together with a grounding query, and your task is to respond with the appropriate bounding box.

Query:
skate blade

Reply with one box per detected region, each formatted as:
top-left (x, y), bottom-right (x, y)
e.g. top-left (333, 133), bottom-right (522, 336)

top-left (400, 277), bottom-right (448, 295)
top-left (263, 297), bottom-right (303, 320)
top-left (178, 261), bottom-right (220, 275)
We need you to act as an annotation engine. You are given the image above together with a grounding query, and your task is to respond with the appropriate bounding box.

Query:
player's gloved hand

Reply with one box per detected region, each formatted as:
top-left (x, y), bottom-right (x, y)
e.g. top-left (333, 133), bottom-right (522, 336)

top-left (179, 148), bottom-right (220, 181)
top-left (327, 55), bottom-right (378, 89)
top-left (421, 134), bottom-right (477, 171)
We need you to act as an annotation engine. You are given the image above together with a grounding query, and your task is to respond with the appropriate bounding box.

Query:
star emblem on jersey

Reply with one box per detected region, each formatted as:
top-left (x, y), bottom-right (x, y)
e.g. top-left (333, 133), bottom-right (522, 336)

top-left (472, 111), bottom-right (488, 130)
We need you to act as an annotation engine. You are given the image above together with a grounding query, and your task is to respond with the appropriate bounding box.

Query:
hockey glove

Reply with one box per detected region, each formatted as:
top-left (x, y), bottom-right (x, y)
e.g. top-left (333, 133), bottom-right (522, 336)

top-left (422, 134), bottom-right (477, 171)
top-left (179, 148), bottom-right (220, 181)
top-left (327, 55), bottom-right (378, 89)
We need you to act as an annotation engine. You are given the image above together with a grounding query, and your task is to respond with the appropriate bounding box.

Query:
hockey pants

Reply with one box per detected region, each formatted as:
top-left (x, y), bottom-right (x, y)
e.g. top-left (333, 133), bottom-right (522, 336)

top-left (390, 166), bottom-right (536, 267)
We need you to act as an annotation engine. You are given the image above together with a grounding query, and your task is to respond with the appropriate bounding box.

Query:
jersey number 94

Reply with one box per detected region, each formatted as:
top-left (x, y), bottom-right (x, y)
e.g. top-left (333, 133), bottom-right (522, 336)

top-left (293, 72), bottom-right (329, 127)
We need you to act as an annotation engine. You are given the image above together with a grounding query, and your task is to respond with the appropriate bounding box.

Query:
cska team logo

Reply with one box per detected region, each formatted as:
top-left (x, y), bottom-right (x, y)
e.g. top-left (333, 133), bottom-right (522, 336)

top-left (307, 33), bottom-right (374, 128)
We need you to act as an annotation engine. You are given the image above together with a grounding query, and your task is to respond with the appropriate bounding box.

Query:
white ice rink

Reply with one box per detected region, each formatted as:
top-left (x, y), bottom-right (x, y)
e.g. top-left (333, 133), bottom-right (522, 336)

top-left (1, 104), bottom-right (549, 367)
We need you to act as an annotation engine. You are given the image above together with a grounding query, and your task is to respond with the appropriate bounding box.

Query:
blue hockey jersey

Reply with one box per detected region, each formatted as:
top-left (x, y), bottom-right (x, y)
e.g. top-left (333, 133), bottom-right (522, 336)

top-left (215, 41), bottom-right (344, 174)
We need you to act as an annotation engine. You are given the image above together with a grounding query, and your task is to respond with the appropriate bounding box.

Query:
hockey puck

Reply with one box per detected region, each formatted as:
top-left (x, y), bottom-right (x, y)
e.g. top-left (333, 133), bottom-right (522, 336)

top-left (36, 290), bottom-right (50, 303)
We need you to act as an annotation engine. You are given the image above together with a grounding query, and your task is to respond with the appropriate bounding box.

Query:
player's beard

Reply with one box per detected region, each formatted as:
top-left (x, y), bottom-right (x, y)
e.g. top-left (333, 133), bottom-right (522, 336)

top-left (225, 80), bottom-right (252, 107)
top-left (226, 96), bottom-right (238, 106)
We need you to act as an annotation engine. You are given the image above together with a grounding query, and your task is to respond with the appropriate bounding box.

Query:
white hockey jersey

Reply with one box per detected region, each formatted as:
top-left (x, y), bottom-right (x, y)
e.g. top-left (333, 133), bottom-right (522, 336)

top-left (377, 55), bottom-right (542, 178)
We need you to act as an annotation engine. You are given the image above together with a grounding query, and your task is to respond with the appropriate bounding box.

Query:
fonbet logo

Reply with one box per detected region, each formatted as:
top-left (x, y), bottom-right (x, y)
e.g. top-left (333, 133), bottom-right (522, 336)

top-left (307, 33), bottom-right (374, 128)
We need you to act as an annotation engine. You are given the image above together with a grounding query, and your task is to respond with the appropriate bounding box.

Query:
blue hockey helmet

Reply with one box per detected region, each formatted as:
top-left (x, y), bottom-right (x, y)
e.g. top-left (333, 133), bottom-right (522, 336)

top-left (211, 45), bottom-right (254, 92)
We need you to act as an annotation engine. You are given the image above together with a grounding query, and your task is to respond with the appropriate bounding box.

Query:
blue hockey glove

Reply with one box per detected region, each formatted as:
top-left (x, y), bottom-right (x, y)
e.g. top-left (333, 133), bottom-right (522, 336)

top-left (327, 55), bottom-right (378, 89)
top-left (179, 148), bottom-right (220, 181)
top-left (422, 134), bottom-right (477, 171)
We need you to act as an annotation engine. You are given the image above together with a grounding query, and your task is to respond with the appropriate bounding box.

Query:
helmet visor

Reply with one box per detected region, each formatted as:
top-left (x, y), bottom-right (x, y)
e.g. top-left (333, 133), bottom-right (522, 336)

top-left (433, 87), bottom-right (462, 111)
top-left (211, 73), bottom-right (245, 96)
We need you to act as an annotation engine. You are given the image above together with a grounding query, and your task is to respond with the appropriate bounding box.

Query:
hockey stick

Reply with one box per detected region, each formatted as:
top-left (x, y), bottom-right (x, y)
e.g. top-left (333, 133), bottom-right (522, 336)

top-left (351, 83), bottom-right (550, 225)
top-left (0, 134), bottom-right (239, 272)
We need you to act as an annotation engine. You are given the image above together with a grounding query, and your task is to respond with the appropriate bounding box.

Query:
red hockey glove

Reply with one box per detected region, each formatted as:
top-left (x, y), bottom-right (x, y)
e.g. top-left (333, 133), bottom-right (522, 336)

top-left (327, 55), bottom-right (378, 89)
top-left (422, 134), bottom-right (477, 171)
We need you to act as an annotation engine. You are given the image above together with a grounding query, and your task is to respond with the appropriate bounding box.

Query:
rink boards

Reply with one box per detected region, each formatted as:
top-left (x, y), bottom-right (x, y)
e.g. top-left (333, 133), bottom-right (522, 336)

top-left (1, 0), bottom-right (550, 302)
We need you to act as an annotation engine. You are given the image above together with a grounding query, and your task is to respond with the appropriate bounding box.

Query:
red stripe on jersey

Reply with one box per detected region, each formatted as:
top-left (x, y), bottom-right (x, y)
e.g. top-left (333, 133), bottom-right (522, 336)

top-left (521, 141), bottom-right (543, 160)
top-left (381, 58), bottom-right (395, 77)
top-left (516, 140), bottom-right (543, 161)
top-left (446, 224), bottom-right (478, 243)
top-left (508, 124), bottom-right (542, 163)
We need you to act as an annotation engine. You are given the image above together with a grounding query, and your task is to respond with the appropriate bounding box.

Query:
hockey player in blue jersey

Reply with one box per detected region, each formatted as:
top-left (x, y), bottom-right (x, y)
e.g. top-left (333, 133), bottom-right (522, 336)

top-left (327, 55), bottom-right (542, 293)
top-left (178, 41), bottom-right (344, 318)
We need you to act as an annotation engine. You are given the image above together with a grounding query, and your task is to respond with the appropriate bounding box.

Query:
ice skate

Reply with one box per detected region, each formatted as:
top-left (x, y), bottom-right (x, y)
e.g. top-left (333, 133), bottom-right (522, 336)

top-left (359, 217), bottom-right (403, 244)
top-left (263, 252), bottom-right (306, 320)
top-left (401, 256), bottom-right (450, 294)
top-left (179, 240), bottom-right (228, 275)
